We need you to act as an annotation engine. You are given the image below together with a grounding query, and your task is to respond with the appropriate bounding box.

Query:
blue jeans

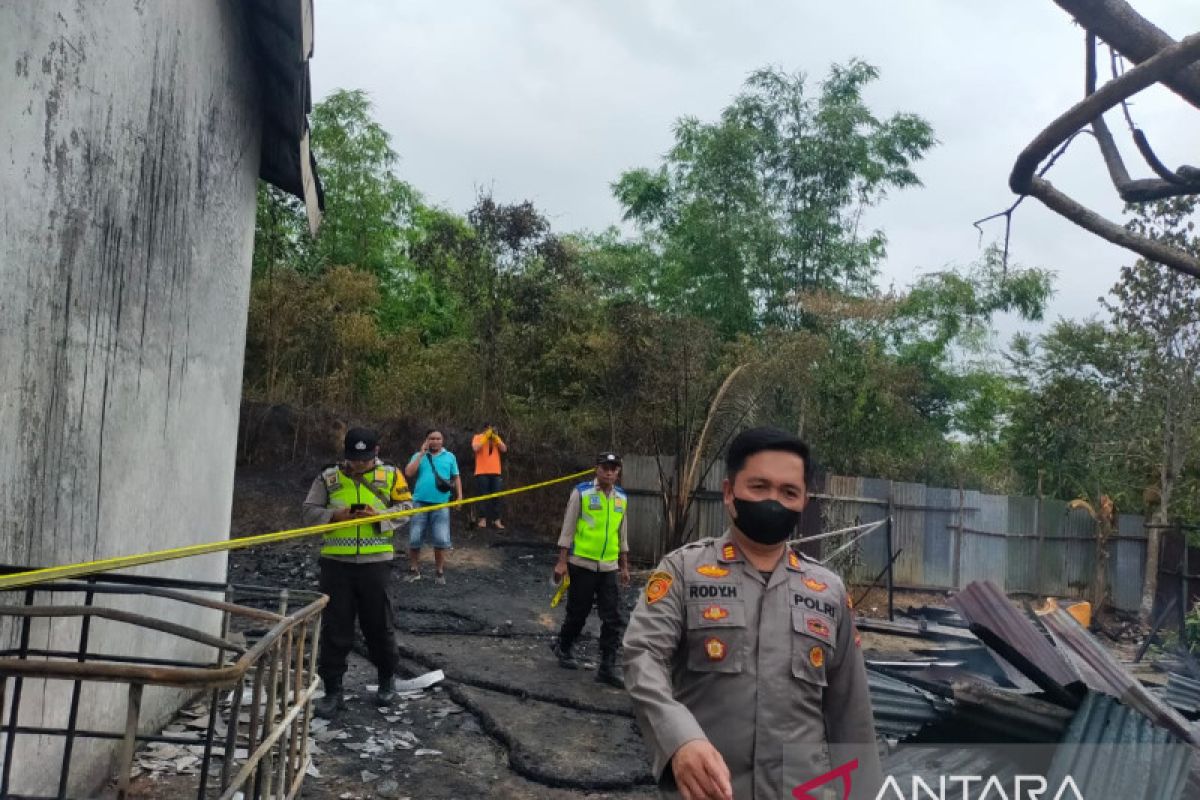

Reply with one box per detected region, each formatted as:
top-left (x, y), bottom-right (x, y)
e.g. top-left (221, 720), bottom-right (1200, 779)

top-left (408, 503), bottom-right (452, 550)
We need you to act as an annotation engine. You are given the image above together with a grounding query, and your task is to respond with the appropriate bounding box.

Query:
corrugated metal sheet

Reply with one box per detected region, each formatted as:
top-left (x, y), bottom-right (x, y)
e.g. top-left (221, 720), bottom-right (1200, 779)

top-left (868, 670), bottom-right (952, 741)
top-left (950, 581), bottom-right (1080, 703)
top-left (923, 487), bottom-right (956, 588)
top-left (617, 457), bottom-right (1154, 603)
top-left (950, 680), bottom-right (1074, 742)
top-left (1164, 672), bottom-right (1200, 716)
top-left (1039, 607), bottom-right (1198, 744)
top-left (892, 482), bottom-right (926, 587)
top-left (1039, 498), bottom-right (1070, 595)
top-left (1061, 506), bottom-right (1099, 600)
top-left (1046, 692), bottom-right (1193, 800)
top-left (1112, 515), bottom-right (1147, 612)
top-left (1006, 495), bottom-right (1040, 593)
top-left (959, 493), bottom-right (1008, 589)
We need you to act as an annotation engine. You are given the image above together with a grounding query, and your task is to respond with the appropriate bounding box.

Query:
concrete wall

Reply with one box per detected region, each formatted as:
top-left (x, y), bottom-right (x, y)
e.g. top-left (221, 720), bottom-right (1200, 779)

top-left (0, 1), bottom-right (261, 793)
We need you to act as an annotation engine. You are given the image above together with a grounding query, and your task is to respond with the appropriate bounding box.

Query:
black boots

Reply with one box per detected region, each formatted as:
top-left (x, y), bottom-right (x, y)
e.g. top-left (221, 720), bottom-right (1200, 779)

top-left (314, 681), bottom-right (345, 718)
top-left (551, 639), bottom-right (579, 670)
top-left (377, 675), bottom-right (398, 706)
top-left (596, 652), bottom-right (624, 688)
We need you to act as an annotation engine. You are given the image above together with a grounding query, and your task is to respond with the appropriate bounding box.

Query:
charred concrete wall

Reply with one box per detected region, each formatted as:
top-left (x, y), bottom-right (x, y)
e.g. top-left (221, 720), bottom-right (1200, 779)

top-left (0, 1), bottom-right (261, 793)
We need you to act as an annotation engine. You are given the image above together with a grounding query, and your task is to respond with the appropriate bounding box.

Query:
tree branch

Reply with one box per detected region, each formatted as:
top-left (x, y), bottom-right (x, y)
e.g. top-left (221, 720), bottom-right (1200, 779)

top-left (1052, 0), bottom-right (1200, 111)
top-left (1027, 175), bottom-right (1200, 278)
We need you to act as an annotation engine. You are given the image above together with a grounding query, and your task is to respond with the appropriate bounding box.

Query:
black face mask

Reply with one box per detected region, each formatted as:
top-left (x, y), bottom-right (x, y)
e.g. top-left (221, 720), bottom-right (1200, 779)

top-left (732, 497), bottom-right (800, 545)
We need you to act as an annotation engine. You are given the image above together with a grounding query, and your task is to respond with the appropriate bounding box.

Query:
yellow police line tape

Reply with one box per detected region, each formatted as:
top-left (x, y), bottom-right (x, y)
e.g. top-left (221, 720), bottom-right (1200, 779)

top-left (0, 468), bottom-right (596, 591)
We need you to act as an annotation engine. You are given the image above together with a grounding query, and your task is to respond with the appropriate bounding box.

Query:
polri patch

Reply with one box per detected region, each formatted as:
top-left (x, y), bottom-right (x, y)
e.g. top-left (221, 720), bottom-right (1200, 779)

top-left (704, 636), bottom-right (728, 662)
top-left (701, 605), bottom-right (730, 622)
top-left (588, 495), bottom-right (603, 510)
top-left (645, 571), bottom-right (673, 604)
top-left (696, 563), bottom-right (729, 579)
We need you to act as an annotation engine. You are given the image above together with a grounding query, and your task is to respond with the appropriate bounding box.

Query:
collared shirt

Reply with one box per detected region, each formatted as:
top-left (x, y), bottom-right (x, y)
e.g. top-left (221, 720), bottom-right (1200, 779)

top-left (556, 480), bottom-right (629, 573)
top-left (622, 531), bottom-right (881, 799)
top-left (408, 449), bottom-right (460, 504)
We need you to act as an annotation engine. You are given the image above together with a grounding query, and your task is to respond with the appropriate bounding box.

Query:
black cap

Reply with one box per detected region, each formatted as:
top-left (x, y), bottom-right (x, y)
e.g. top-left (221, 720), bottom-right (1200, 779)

top-left (344, 427), bottom-right (379, 460)
top-left (596, 451), bottom-right (622, 466)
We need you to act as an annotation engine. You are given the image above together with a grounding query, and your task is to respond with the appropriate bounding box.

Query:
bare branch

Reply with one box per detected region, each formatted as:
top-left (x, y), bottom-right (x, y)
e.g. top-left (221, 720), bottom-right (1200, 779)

top-left (1027, 175), bottom-right (1200, 278)
top-left (1011, 31), bottom-right (1200, 196)
top-left (1052, 0), bottom-right (1200, 111)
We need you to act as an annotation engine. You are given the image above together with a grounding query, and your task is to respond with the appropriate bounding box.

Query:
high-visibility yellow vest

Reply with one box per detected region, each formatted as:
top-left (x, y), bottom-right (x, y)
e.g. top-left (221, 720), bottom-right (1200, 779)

top-left (320, 463), bottom-right (411, 557)
top-left (572, 482), bottom-right (627, 563)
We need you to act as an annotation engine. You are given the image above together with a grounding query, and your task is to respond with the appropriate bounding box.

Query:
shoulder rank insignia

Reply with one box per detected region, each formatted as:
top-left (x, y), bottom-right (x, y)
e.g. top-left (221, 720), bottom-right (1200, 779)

top-left (645, 571), bottom-right (673, 604)
top-left (803, 577), bottom-right (828, 593)
top-left (696, 564), bottom-right (729, 579)
top-left (701, 605), bottom-right (730, 622)
top-left (788, 551), bottom-right (801, 569)
top-left (809, 645), bottom-right (825, 669)
top-left (720, 543), bottom-right (737, 562)
top-left (704, 636), bottom-right (728, 662)
top-left (322, 469), bottom-right (340, 490)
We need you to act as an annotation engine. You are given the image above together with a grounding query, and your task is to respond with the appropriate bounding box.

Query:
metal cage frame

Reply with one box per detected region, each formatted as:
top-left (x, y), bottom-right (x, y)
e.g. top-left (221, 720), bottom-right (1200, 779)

top-left (0, 567), bottom-right (326, 800)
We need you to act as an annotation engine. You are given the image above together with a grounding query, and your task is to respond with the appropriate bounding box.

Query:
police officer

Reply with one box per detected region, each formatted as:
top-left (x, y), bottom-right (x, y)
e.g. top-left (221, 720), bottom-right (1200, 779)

top-left (302, 427), bottom-right (413, 716)
top-left (623, 428), bottom-right (880, 800)
top-left (550, 451), bottom-right (631, 688)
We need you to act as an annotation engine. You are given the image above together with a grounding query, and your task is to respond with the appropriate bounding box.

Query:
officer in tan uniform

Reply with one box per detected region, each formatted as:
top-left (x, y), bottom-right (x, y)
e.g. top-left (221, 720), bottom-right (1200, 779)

top-left (623, 428), bottom-right (881, 800)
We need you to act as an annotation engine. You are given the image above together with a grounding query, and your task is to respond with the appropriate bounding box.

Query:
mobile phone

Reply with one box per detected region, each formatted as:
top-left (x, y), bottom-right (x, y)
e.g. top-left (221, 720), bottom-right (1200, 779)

top-left (350, 503), bottom-right (367, 512)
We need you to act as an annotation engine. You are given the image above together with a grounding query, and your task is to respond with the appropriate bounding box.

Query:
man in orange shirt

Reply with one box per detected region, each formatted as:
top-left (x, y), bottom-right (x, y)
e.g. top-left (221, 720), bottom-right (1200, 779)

top-left (471, 422), bottom-right (508, 529)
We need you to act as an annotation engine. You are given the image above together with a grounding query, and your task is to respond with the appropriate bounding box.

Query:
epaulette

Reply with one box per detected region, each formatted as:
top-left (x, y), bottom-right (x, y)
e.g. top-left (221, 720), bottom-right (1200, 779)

top-left (320, 464), bottom-right (340, 490)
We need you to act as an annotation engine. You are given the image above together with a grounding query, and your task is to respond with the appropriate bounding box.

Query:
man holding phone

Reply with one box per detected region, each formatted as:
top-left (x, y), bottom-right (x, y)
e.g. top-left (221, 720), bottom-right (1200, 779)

top-left (302, 427), bottom-right (413, 716)
top-left (404, 429), bottom-right (463, 584)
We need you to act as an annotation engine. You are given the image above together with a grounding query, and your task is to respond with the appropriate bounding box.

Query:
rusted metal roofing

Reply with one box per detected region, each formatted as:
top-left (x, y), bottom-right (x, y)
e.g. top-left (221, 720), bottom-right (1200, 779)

top-left (949, 581), bottom-right (1081, 705)
top-left (949, 680), bottom-right (1074, 743)
top-left (1046, 692), bottom-right (1194, 800)
top-left (1039, 607), bottom-right (1199, 744)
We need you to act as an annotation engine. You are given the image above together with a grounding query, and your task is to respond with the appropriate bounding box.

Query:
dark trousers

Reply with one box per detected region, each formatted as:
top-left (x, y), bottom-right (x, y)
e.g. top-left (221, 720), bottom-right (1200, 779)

top-left (317, 558), bottom-right (398, 688)
top-left (475, 474), bottom-right (503, 521)
top-left (558, 564), bottom-right (624, 657)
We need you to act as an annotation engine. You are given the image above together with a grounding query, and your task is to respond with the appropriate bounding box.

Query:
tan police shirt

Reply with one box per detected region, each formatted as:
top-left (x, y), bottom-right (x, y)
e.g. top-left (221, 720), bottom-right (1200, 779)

top-left (622, 530), bottom-right (882, 799)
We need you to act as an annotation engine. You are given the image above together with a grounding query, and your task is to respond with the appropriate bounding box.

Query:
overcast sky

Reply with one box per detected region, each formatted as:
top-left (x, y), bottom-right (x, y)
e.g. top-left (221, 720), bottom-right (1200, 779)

top-left (310, 0), bottom-right (1197, 341)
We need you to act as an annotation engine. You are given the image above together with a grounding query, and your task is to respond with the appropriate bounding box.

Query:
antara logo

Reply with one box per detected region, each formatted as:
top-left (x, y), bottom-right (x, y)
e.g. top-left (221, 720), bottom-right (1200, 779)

top-left (793, 760), bottom-right (1086, 800)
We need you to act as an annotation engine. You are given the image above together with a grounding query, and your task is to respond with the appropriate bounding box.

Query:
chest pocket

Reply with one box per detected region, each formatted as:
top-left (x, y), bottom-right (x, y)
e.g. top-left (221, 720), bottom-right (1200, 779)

top-left (685, 599), bottom-right (746, 673)
top-left (791, 608), bottom-right (832, 687)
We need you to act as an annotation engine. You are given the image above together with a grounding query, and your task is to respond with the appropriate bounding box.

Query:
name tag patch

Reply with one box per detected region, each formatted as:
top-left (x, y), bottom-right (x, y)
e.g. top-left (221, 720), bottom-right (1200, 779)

top-left (690, 584), bottom-right (739, 600)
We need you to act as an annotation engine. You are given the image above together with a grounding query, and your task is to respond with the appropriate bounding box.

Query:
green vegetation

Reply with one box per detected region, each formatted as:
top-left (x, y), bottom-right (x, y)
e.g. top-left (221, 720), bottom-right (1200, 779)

top-left (243, 71), bottom-right (1200, 541)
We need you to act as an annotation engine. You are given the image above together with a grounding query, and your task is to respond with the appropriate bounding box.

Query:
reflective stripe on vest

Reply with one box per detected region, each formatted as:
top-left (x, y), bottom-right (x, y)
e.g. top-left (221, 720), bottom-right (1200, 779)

top-left (572, 484), bottom-right (626, 563)
top-left (321, 466), bottom-right (400, 557)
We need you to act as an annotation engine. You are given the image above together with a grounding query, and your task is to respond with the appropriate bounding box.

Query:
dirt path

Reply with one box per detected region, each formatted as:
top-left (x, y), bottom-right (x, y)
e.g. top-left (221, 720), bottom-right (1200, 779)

top-left (228, 519), bottom-right (656, 800)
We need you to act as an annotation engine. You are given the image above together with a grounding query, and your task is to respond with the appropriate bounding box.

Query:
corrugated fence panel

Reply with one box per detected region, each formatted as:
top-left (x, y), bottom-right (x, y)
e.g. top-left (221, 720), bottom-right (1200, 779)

top-left (1061, 506), bottom-right (1098, 599)
top-left (693, 459), bottom-right (728, 542)
top-left (621, 455), bottom-right (668, 564)
top-left (1112, 514), bottom-right (1147, 612)
top-left (922, 487), bottom-right (956, 589)
top-left (891, 482), bottom-right (927, 588)
top-left (1006, 495), bottom-right (1040, 594)
top-left (960, 492), bottom-right (1008, 589)
top-left (1039, 498), bottom-right (1070, 596)
top-left (613, 455), bottom-right (1151, 602)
